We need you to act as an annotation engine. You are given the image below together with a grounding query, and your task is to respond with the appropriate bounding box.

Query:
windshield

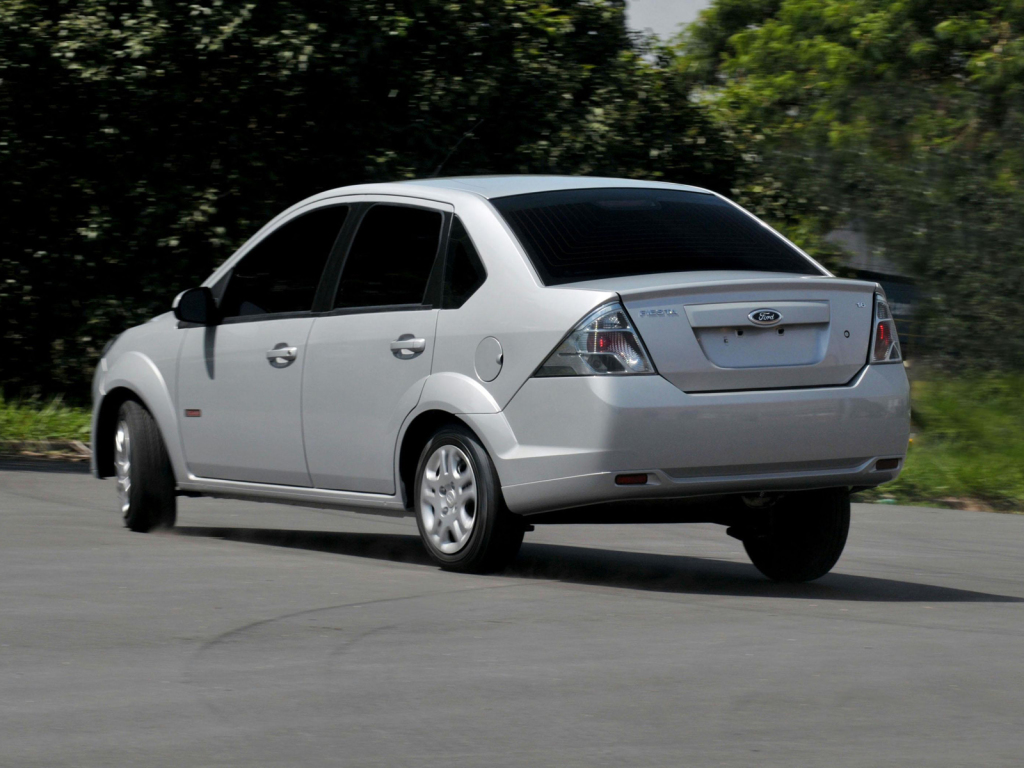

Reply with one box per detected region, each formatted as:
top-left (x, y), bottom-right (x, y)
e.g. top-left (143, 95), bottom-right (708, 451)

top-left (490, 188), bottom-right (823, 286)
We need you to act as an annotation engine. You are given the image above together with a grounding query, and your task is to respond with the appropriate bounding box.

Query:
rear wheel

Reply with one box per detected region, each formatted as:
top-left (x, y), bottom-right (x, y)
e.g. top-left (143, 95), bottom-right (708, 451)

top-left (414, 425), bottom-right (525, 573)
top-left (740, 488), bottom-right (850, 582)
top-left (115, 400), bottom-right (177, 532)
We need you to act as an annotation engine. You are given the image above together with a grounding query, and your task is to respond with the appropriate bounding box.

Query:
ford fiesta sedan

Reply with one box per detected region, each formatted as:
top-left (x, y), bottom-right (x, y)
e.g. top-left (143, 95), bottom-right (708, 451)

top-left (92, 176), bottom-right (909, 581)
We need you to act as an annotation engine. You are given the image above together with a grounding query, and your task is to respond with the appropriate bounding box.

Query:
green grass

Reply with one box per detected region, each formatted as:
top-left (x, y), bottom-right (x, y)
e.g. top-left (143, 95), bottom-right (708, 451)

top-left (860, 374), bottom-right (1024, 511)
top-left (0, 396), bottom-right (92, 443)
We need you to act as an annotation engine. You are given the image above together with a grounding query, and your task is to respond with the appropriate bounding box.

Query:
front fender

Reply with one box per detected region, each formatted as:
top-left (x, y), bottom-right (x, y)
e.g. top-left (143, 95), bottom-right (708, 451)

top-left (93, 351), bottom-right (185, 484)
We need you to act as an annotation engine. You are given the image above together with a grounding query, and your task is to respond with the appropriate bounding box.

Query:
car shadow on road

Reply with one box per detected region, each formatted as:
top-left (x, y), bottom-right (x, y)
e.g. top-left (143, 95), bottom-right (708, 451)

top-left (174, 526), bottom-right (1023, 604)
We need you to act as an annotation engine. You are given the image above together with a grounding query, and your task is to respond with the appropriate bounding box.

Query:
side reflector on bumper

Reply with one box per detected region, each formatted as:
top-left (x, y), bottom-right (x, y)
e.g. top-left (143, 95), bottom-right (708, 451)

top-left (615, 473), bottom-right (649, 486)
top-left (874, 458), bottom-right (900, 471)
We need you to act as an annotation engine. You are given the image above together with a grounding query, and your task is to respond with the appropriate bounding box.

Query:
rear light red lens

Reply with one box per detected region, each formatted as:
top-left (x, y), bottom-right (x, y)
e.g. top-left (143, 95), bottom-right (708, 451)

top-left (870, 293), bottom-right (902, 363)
top-left (872, 319), bottom-right (900, 362)
top-left (876, 321), bottom-right (892, 350)
top-left (535, 303), bottom-right (654, 377)
top-left (615, 473), bottom-right (649, 486)
top-left (584, 329), bottom-right (647, 372)
top-left (875, 458), bottom-right (900, 471)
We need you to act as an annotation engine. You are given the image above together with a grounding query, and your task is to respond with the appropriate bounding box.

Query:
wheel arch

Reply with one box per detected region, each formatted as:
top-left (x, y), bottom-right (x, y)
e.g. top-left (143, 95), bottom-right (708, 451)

top-left (93, 351), bottom-right (184, 484)
top-left (93, 386), bottom-right (141, 478)
top-left (396, 370), bottom-right (521, 509)
top-left (397, 410), bottom-right (470, 509)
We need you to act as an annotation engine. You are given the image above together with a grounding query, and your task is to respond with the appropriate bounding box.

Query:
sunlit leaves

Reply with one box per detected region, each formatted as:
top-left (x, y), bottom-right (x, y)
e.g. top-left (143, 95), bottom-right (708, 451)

top-left (681, 0), bottom-right (1024, 370)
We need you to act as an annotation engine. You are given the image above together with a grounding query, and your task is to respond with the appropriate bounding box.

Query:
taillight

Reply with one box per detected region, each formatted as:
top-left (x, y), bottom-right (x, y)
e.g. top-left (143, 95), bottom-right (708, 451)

top-left (535, 302), bottom-right (654, 377)
top-left (870, 293), bottom-right (902, 363)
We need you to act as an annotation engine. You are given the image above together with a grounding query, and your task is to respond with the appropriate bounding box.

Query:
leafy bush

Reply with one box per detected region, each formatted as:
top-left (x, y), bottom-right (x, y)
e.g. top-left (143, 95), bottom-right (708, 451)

top-left (680, 0), bottom-right (1024, 372)
top-left (0, 0), bottom-right (738, 399)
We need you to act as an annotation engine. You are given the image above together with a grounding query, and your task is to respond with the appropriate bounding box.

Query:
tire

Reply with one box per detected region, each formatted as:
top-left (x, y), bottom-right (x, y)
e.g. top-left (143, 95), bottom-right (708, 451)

top-left (414, 425), bottom-right (525, 573)
top-left (741, 488), bottom-right (850, 582)
top-left (114, 399), bottom-right (177, 532)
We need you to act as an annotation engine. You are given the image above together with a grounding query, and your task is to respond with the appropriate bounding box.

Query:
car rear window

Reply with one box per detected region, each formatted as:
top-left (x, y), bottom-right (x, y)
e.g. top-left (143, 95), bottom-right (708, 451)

top-left (490, 188), bottom-right (821, 285)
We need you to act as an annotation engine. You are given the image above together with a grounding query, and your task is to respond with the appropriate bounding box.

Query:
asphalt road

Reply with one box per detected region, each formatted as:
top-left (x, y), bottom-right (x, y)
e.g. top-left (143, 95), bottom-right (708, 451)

top-left (2, 460), bottom-right (1023, 767)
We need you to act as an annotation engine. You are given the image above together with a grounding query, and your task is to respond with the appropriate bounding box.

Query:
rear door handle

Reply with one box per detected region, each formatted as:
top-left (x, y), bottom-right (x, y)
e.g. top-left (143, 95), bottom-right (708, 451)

top-left (390, 337), bottom-right (426, 358)
top-left (266, 345), bottom-right (298, 364)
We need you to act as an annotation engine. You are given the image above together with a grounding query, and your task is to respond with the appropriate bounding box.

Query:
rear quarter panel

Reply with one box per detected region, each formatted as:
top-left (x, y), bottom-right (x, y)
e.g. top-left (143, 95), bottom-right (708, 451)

top-left (432, 196), bottom-right (614, 411)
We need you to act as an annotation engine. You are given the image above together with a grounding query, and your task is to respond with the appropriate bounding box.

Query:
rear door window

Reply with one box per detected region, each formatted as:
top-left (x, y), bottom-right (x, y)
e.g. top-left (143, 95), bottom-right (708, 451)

top-left (442, 217), bottom-right (487, 309)
top-left (490, 188), bottom-right (822, 285)
top-left (334, 204), bottom-right (444, 309)
top-left (219, 205), bottom-right (349, 318)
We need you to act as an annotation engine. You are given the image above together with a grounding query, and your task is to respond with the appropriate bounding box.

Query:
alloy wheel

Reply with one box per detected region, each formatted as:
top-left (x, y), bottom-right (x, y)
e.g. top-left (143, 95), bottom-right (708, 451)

top-left (114, 419), bottom-right (132, 518)
top-left (419, 445), bottom-right (477, 554)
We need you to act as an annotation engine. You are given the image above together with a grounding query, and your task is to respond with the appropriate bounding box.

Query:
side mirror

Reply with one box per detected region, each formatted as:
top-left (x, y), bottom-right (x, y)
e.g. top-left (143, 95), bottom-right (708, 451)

top-left (173, 287), bottom-right (218, 325)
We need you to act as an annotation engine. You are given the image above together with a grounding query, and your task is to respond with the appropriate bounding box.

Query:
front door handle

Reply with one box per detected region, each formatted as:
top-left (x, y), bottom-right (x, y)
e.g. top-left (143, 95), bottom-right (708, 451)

top-left (266, 345), bottom-right (298, 365)
top-left (390, 337), bottom-right (426, 358)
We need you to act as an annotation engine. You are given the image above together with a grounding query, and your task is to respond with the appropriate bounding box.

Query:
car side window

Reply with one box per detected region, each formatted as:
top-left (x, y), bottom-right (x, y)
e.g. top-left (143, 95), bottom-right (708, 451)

top-left (334, 205), bottom-right (443, 309)
top-left (442, 217), bottom-right (487, 309)
top-left (219, 205), bottom-right (349, 319)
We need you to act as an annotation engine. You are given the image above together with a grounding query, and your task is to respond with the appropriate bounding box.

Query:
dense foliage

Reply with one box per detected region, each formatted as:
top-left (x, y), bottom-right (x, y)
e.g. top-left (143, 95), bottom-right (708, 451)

top-left (680, 0), bottom-right (1024, 370)
top-left (5, 0), bottom-right (1022, 399)
top-left (0, 0), bottom-right (737, 397)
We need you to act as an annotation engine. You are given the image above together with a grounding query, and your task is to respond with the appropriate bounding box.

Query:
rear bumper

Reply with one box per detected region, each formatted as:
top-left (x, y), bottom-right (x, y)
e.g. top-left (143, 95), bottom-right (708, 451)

top-left (467, 364), bottom-right (910, 515)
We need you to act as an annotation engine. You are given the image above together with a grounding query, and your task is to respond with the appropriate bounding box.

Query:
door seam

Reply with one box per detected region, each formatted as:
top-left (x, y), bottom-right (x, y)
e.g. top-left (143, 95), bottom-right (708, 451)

top-left (298, 318), bottom-right (318, 486)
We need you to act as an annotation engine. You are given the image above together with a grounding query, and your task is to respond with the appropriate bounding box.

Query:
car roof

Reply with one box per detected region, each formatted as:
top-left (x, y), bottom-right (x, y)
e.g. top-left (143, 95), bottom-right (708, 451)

top-left (398, 175), bottom-right (711, 199)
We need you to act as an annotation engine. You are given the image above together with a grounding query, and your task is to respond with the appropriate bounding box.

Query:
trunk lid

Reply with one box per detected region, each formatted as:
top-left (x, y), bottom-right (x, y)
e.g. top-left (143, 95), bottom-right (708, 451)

top-left (608, 273), bottom-right (877, 392)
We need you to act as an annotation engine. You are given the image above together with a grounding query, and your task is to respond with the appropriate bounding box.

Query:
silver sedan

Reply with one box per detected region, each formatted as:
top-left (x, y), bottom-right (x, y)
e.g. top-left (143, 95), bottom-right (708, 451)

top-left (92, 176), bottom-right (909, 580)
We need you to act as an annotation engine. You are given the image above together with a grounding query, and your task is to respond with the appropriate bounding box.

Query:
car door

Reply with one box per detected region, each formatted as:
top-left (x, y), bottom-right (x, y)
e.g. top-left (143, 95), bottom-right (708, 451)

top-left (177, 203), bottom-right (350, 486)
top-left (302, 199), bottom-right (450, 494)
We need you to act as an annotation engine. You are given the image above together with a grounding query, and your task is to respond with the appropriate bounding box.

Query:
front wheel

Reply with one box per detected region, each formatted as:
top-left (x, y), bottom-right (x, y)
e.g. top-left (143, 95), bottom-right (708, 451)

top-left (740, 488), bottom-right (850, 582)
top-left (115, 400), bottom-right (177, 532)
top-left (414, 425), bottom-right (525, 573)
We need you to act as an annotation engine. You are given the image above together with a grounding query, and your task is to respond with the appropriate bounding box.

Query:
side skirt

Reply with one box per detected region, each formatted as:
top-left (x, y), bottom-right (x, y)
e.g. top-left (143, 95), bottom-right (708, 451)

top-left (176, 477), bottom-right (412, 518)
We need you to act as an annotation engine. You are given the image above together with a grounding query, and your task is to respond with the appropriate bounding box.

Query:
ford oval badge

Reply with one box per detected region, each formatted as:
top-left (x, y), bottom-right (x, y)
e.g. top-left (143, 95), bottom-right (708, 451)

top-left (748, 309), bottom-right (783, 326)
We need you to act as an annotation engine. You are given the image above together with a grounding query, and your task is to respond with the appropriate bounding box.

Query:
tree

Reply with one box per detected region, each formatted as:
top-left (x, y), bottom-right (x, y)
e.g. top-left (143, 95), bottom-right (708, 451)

top-left (681, 0), bottom-right (1024, 370)
top-left (0, 0), bottom-right (739, 397)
